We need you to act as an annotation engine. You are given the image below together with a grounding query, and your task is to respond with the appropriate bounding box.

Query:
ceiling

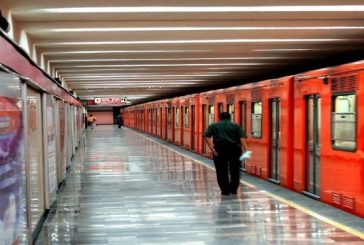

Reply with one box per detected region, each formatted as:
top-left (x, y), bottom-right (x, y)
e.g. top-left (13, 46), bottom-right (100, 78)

top-left (3, 0), bottom-right (364, 105)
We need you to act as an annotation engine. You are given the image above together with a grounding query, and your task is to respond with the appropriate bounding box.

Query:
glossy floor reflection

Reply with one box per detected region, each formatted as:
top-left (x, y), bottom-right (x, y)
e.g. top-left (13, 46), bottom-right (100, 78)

top-left (36, 125), bottom-right (364, 244)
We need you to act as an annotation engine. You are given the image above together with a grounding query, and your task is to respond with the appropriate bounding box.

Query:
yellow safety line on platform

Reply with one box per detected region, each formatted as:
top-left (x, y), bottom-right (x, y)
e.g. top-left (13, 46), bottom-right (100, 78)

top-left (130, 128), bottom-right (364, 240)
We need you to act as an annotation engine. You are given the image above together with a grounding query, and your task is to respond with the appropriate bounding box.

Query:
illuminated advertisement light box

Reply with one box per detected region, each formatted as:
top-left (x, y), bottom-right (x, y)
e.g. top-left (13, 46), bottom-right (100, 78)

top-left (94, 97), bottom-right (131, 105)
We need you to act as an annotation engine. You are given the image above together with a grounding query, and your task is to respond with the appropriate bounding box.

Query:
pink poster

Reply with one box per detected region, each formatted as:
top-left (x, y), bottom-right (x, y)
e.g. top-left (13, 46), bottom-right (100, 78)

top-left (0, 72), bottom-right (26, 244)
top-left (45, 95), bottom-right (57, 204)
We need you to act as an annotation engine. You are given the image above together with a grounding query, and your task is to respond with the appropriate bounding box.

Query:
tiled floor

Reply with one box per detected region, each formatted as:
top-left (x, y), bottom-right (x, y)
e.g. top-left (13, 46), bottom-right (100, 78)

top-left (35, 125), bottom-right (364, 244)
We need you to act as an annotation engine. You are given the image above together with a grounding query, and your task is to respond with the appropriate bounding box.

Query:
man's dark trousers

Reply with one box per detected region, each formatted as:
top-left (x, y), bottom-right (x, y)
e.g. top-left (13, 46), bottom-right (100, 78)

top-left (213, 141), bottom-right (241, 195)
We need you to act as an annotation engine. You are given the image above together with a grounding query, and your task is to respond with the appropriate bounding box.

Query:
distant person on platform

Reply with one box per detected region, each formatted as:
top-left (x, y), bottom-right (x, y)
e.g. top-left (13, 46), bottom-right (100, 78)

top-left (88, 114), bottom-right (96, 129)
top-left (203, 112), bottom-right (247, 196)
top-left (116, 114), bottom-right (123, 128)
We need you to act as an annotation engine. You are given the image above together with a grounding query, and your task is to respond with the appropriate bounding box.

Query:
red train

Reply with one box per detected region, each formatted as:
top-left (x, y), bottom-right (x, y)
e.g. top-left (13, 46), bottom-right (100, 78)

top-left (122, 60), bottom-right (364, 218)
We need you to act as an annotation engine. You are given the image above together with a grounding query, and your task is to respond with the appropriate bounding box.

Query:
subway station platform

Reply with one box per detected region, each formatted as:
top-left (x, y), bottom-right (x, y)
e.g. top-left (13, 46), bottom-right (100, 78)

top-left (35, 125), bottom-right (364, 244)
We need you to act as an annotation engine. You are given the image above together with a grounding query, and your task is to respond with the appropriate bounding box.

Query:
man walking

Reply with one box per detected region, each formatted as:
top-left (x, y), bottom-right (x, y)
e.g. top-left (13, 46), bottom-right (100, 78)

top-left (116, 114), bottom-right (123, 128)
top-left (204, 112), bottom-right (247, 196)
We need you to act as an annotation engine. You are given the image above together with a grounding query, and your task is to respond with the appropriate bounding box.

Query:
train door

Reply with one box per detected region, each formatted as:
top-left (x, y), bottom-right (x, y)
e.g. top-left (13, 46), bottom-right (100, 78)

top-left (218, 103), bottom-right (224, 116)
top-left (164, 107), bottom-right (168, 140)
top-left (180, 106), bottom-right (184, 146)
top-left (269, 98), bottom-right (281, 183)
top-left (154, 108), bottom-right (157, 135)
top-left (141, 110), bottom-right (144, 131)
top-left (305, 95), bottom-right (321, 197)
top-left (149, 109), bottom-right (153, 134)
top-left (207, 105), bottom-right (215, 155)
top-left (155, 108), bottom-right (158, 136)
top-left (191, 105), bottom-right (196, 151)
top-left (227, 104), bottom-right (234, 122)
top-left (202, 105), bottom-right (207, 154)
top-left (239, 101), bottom-right (247, 170)
top-left (160, 108), bottom-right (163, 137)
top-left (172, 107), bottom-right (175, 142)
top-left (167, 107), bottom-right (172, 141)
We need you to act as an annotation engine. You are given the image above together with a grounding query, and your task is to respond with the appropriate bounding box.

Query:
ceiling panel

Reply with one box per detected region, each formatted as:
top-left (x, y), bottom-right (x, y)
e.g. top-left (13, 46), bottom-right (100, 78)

top-left (3, 0), bottom-right (364, 105)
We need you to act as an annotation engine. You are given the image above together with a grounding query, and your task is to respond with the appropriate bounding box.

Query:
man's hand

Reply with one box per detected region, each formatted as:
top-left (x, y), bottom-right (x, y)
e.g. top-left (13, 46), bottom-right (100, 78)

top-left (212, 149), bottom-right (218, 157)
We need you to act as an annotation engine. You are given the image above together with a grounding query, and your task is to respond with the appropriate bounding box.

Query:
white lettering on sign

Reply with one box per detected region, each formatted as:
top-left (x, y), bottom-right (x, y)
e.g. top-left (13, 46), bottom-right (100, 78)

top-left (94, 97), bottom-right (131, 105)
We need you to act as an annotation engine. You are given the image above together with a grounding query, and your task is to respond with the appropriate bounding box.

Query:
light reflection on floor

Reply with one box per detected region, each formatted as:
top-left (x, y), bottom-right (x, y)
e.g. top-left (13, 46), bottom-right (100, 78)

top-left (35, 125), bottom-right (364, 244)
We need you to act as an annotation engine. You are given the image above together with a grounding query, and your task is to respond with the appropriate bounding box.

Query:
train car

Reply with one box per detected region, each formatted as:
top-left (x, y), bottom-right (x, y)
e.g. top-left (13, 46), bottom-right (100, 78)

top-left (241, 77), bottom-right (294, 189)
top-left (120, 59), bottom-right (364, 218)
top-left (293, 61), bottom-right (364, 217)
top-left (178, 94), bottom-right (199, 152)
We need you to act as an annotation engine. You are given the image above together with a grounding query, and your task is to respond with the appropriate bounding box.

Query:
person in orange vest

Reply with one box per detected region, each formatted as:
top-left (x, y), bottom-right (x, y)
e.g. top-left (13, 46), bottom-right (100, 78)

top-left (88, 114), bottom-right (96, 129)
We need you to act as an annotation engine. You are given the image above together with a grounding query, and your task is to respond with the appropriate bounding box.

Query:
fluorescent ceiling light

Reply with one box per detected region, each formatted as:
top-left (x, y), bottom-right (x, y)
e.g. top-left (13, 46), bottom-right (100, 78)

top-left (67, 77), bottom-right (217, 82)
top-left (254, 48), bottom-right (321, 51)
top-left (73, 82), bottom-right (198, 85)
top-left (58, 68), bottom-right (149, 72)
top-left (64, 74), bottom-right (228, 79)
top-left (50, 57), bottom-right (280, 63)
top-left (22, 6), bottom-right (364, 14)
top-left (35, 26), bottom-right (364, 33)
top-left (207, 67), bottom-right (243, 70)
top-left (37, 38), bottom-right (344, 46)
top-left (79, 95), bottom-right (152, 98)
top-left (68, 79), bottom-right (205, 84)
top-left (62, 72), bottom-right (229, 76)
top-left (56, 63), bottom-right (262, 68)
top-left (44, 50), bottom-right (209, 54)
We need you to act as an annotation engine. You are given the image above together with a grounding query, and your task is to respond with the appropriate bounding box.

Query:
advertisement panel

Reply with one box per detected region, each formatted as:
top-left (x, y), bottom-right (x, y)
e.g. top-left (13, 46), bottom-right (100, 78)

top-left (26, 87), bottom-right (44, 231)
top-left (43, 94), bottom-right (57, 208)
top-left (57, 100), bottom-right (66, 183)
top-left (0, 71), bottom-right (27, 244)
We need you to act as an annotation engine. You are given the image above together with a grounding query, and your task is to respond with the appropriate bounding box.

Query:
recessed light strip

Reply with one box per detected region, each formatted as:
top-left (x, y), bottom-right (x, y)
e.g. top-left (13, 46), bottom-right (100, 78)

top-left (49, 57), bottom-right (281, 63)
top-left (56, 63), bottom-right (262, 68)
top-left (22, 6), bottom-right (364, 14)
top-left (35, 26), bottom-right (364, 33)
top-left (44, 50), bottom-right (209, 54)
top-left (254, 48), bottom-right (323, 51)
top-left (37, 38), bottom-right (345, 46)
top-left (64, 74), bottom-right (228, 79)
top-left (67, 79), bottom-right (205, 84)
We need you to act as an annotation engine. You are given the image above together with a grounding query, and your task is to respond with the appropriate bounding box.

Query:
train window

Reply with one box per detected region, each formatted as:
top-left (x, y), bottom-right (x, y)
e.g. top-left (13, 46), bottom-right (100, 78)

top-left (332, 94), bottom-right (356, 150)
top-left (208, 105), bottom-right (215, 125)
top-left (227, 104), bottom-right (234, 122)
top-left (239, 101), bottom-right (247, 138)
top-left (251, 102), bottom-right (262, 138)
top-left (175, 107), bottom-right (180, 127)
top-left (184, 107), bottom-right (189, 128)
top-left (218, 103), bottom-right (224, 114)
top-left (167, 108), bottom-right (171, 125)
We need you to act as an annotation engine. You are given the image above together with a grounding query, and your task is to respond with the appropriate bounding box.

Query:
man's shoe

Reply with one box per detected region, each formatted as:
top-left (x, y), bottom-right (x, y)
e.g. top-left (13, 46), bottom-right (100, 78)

top-left (221, 192), bottom-right (230, 196)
